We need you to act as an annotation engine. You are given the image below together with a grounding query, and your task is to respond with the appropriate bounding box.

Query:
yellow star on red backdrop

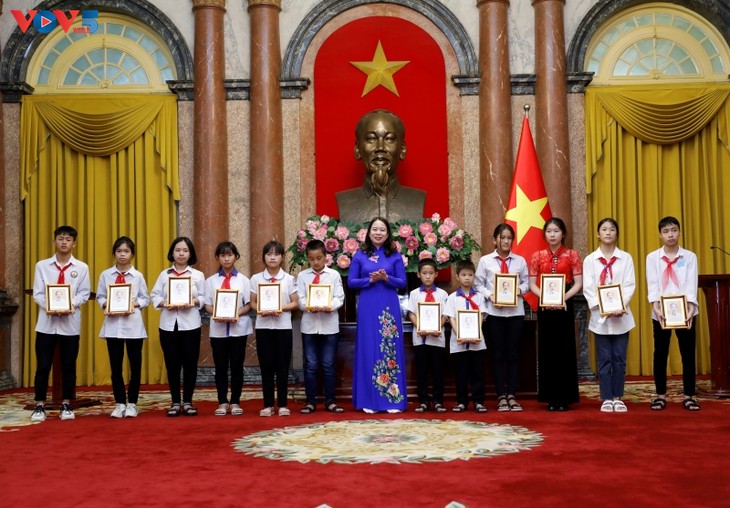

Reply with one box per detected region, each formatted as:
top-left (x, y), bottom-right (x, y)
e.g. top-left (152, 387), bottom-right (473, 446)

top-left (504, 185), bottom-right (548, 243)
top-left (350, 41), bottom-right (409, 97)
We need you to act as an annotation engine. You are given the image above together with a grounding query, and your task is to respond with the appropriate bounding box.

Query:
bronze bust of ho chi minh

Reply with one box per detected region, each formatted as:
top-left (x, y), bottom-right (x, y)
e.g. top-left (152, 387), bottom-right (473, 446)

top-left (336, 109), bottom-right (426, 224)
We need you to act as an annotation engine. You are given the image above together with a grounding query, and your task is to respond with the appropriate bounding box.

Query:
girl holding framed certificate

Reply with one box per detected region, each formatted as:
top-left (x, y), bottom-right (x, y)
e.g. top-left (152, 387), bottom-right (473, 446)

top-left (474, 223), bottom-right (530, 412)
top-left (582, 218), bottom-right (636, 413)
top-left (529, 218), bottom-right (583, 411)
top-left (150, 237), bottom-right (206, 417)
top-left (96, 236), bottom-right (150, 418)
top-left (203, 242), bottom-right (252, 416)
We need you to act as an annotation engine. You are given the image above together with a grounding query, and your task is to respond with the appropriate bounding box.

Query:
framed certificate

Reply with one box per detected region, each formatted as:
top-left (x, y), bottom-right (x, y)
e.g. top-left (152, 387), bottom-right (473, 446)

top-left (417, 302), bottom-right (442, 334)
top-left (167, 276), bottom-right (192, 307)
top-left (46, 284), bottom-right (72, 313)
top-left (257, 282), bottom-right (282, 313)
top-left (107, 283), bottom-right (133, 314)
top-left (661, 295), bottom-right (689, 329)
top-left (456, 309), bottom-right (482, 344)
top-left (213, 289), bottom-right (239, 320)
top-left (494, 273), bottom-right (518, 307)
top-left (539, 274), bottom-right (566, 307)
top-left (597, 283), bottom-right (625, 316)
top-left (306, 283), bottom-right (332, 309)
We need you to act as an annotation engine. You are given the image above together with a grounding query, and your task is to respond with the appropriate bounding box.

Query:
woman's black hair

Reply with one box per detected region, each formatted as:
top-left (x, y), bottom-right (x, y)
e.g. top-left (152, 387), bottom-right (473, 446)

top-left (361, 216), bottom-right (396, 257)
top-left (167, 236), bottom-right (198, 265)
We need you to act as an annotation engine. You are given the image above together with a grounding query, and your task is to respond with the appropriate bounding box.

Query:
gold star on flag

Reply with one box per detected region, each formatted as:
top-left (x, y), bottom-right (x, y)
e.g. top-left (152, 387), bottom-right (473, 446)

top-left (504, 185), bottom-right (548, 243)
top-left (350, 41), bottom-right (409, 97)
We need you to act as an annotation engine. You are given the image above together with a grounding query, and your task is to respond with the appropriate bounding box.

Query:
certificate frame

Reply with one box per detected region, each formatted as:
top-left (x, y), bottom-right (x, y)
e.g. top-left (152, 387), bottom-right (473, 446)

top-left (539, 274), bottom-right (566, 307)
top-left (597, 283), bottom-right (625, 317)
top-left (661, 295), bottom-right (689, 329)
top-left (257, 282), bottom-right (282, 313)
top-left (213, 289), bottom-right (239, 320)
top-left (167, 276), bottom-right (193, 307)
top-left (46, 284), bottom-right (72, 313)
top-left (107, 283), bottom-right (133, 314)
top-left (494, 273), bottom-right (518, 307)
top-left (306, 283), bottom-right (332, 309)
top-left (416, 302), bottom-right (442, 334)
top-left (456, 309), bottom-right (482, 344)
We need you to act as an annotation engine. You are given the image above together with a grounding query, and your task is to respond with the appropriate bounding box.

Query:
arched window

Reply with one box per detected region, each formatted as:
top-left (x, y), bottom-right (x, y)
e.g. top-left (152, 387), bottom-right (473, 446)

top-left (28, 13), bottom-right (176, 93)
top-left (584, 3), bottom-right (729, 84)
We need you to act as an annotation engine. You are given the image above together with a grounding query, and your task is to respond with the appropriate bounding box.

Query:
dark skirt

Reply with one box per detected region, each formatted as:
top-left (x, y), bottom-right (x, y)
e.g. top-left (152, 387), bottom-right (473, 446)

top-left (536, 299), bottom-right (580, 404)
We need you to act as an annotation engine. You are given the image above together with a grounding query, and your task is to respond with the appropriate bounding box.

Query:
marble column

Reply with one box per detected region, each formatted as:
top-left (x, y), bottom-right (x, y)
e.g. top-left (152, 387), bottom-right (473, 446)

top-left (532, 0), bottom-right (573, 234)
top-left (247, 0), bottom-right (284, 274)
top-left (192, 0), bottom-right (229, 276)
top-left (477, 0), bottom-right (513, 242)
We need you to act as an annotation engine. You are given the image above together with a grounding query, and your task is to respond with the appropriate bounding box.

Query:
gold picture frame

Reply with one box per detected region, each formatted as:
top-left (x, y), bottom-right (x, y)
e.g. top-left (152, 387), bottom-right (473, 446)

top-left (597, 283), bottom-right (625, 317)
top-left (306, 283), bottom-right (332, 309)
top-left (539, 274), bottom-right (566, 307)
top-left (660, 295), bottom-right (689, 329)
top-left (494, 273), bottom-right (518, 307)
top-left (167, 276), bottom-right (193, 307)
top-left (46, 284), bottom-right (72, 313)
top-left (257, 282), bottom-right (282, 313)
top-left (456, 309), bottom-right (482, 344)
top-left (107, 283), bottom-right (133, 315)
top-left (416, 302), bottom-right (442, 334)
top-left (213, 289), bottom-right (239, 320)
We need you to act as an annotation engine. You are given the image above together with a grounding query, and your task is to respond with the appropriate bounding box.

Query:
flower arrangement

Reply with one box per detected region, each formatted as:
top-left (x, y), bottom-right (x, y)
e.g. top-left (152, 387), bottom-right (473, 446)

top-left (288, 213), bottom-right (481, 275)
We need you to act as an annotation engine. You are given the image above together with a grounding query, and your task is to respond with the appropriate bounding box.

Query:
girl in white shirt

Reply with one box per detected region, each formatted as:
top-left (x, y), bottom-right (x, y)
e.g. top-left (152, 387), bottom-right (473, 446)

top-left (203, 241), bottom-right (252, 416)
top-left (96, 236), bottom-right (150, 418)
top-left (582, 218), bottom-right (636, 413)
top-left (250, 241), bottom-right (299, 417)
top-left (150, 237), bottom-right (205, 417)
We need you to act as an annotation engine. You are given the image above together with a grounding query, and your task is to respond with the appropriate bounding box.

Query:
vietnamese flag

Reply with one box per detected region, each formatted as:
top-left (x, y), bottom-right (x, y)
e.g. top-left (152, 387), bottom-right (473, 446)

top-left (504, 110), bottom-right (552, 310)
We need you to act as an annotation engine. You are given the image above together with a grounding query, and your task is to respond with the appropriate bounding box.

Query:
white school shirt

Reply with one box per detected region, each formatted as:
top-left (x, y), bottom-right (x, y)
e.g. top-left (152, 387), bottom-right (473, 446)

top-left (406, 286), bottom-right (448, 347)
top-left (443, 289), bottom-right (487, 353)
top-left (251, 269), bottom-right (297, 330)
top-left (96, 266), bottom-right (150, 339)
top-left (582, 247), bottom-right (636, 335)
top-left (645, 246), bottom-right (699, 321)
top-left (296, 267), bottom-right (344, 335)
top-left (150, 265), bottom-right (206, 331)
top-left (474, 251), bottom-right (530, 317)
top-left (204, 269), bottom-right (253, 338)
top-left (33, 255), bottom-right (91, 336)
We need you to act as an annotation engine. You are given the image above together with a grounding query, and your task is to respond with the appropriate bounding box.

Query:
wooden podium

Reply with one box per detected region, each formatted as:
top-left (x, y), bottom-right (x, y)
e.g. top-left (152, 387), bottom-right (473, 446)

top-left (698, 274), bottom-right (730, 398)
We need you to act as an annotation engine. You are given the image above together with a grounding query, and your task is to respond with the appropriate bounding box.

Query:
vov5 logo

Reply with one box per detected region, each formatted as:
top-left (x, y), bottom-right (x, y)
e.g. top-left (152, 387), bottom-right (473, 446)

top-left (11, 10), bottom-right (99, 34)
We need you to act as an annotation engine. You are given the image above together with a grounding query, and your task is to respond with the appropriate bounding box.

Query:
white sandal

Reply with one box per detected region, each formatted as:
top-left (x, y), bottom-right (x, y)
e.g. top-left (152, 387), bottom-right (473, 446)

top-left (230, 404), bottom-right (243, 416)
top-left (613, 400), bottom-right (628, 412)
top-left (600, 400), bottom-right (614, 413)
top-left (214, 403), bottom-right (229, 416)
top-left (259, 406), bottom-right (275, 417)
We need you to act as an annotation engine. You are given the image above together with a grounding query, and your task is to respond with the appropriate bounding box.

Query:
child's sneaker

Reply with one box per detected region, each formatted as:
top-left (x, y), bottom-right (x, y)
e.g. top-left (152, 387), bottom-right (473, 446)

top-left (59, 402), bottom-right (75, 420)
top-left (30, 404), bottom-right (46, 422)
top-left (278, 407), bottom-right (291, 416)
top-left (110, 403), bottom-right (126, 418)
top-left (259, 407), bottom-right (275, 417)
top-left (125, 403), bottom-right (138, 418)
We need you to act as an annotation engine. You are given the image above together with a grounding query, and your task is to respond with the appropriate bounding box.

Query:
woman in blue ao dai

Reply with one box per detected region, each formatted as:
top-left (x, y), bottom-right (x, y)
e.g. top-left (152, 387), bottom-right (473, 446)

top-left (348, 217), bottom-right (408, 413)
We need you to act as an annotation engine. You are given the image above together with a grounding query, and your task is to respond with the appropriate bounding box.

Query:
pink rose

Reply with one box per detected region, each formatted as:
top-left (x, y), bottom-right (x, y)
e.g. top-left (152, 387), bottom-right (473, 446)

top-left (324, 238), bottom-right (340, 252)
top-left (313, 225), bottom-right (327, 240)
top-left (297, 230), bottom-right (307, 239)
top-left (393, 241), bottom-right (402, 252)
top-left (436, 247), bottom-right (450, 263)
top-left (431, 213), bottom-right (441, 221)
top-left (343, 238), bottom-right (359, 254)
top-left (418, 222), bottom-right (433, 235)
top-left (388, 383), bottom-right (400, 397)
top-left (438, 223), bottom-right (454, 236)
top-left (334, 225), bottom-right (349, 240)
top-left (357, 228), bottom-right (368, 242)
top-left (405, 235), bottom-right (419, 250)
top-left (418, 250), bottom-right (433, 260)
top-left (297, 239), bottom-right (308, 251)
top-left (424, 232), bottom-right (438, 246)
top-left (336, 254), bottom-right (351, 269)
top-left (306, 220), bottom-right (319, 234)
top-left (320, 214), bottom-right (330, 223)
top-left (450, 235), bottom-right (464, 250)
top-left (444, 217), bottom-right (457, 229)
top-left (397, 224), bottom-right (413, 238)
top-left (325, 254), bottom-right (334, 267)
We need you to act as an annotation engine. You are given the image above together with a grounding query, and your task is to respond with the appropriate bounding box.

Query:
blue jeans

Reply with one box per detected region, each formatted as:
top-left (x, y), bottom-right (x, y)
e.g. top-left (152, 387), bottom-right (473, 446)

top-left (302, 333), bottom-right (338, 405)
top-left (594, 332), bottom-right (628, 400)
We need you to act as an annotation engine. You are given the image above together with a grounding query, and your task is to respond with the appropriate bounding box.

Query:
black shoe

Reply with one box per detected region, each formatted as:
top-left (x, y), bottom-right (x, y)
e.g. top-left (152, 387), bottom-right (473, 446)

top-left (546, 404), bottom-right (557, 411)
top-left (557, 404), bottom-right (570, 412)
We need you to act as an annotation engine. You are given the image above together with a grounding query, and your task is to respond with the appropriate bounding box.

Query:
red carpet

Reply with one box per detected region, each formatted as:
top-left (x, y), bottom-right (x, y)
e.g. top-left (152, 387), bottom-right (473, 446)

top-left (2, 393), bottom-right (730, 507)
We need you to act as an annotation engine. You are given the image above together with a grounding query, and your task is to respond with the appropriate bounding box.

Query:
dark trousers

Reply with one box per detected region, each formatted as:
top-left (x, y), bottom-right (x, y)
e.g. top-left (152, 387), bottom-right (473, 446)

top-left (34, 332), bottom-right (80, 402)
top-left (414, 344), bottom-right (445, 405)
top-left (210, 335), bottom-right (247, 404)
top-left (485, 315), bottom-right (524, 397)
top-left (652, 319), bottom-right (696, 396)
top-left (452, 349), bottom-right (486, 406)
top-left (105, 338), bottom-right (144, 404)
top-left (159, 325), bottom-right (201, 404)
top-left (256, 329), bottom-right (293, 407)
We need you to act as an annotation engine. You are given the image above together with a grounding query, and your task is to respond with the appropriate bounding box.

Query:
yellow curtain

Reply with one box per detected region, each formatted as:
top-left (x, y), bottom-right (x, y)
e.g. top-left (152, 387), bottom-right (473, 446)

top-left (21, 94), bottom-right (180, 386)
top-left (585, 84), bottom-right (730, 375)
